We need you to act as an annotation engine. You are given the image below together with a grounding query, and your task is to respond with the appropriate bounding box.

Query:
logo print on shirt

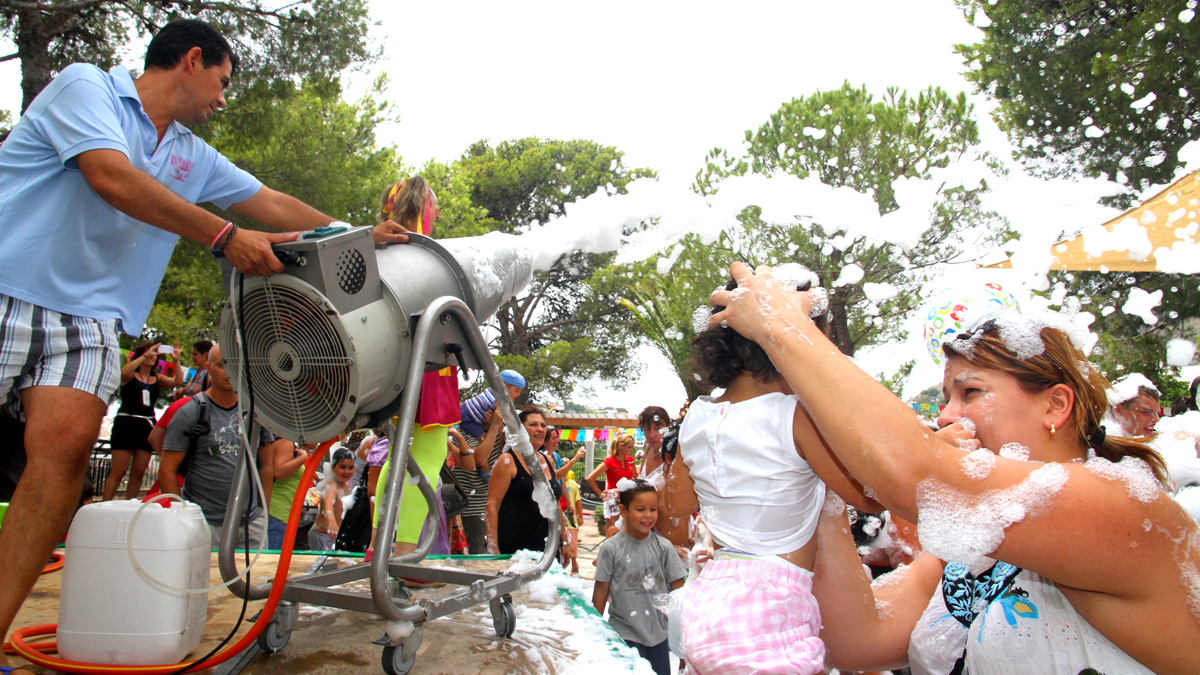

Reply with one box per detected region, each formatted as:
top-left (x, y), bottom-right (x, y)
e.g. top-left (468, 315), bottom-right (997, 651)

top-left (169, 154), bottom-right (194, 182)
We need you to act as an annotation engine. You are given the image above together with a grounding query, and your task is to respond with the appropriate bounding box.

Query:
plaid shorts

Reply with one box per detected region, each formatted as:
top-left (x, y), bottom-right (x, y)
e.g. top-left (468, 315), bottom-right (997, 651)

top-left (681, 555), bottom-right (825, 675)
top-left (0, 294), bottom-right (123, 418)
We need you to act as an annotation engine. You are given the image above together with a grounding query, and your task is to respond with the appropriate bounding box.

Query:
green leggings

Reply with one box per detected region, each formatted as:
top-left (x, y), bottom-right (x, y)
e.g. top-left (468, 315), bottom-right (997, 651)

top-left (372, 425), bottom-right (448, 544)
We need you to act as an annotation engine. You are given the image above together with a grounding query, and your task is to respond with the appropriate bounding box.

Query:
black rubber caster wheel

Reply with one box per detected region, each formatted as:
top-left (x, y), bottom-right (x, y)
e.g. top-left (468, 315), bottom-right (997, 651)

top-left (381, 644), bottom-right (415, 675)
top-left (491, 596), bottom-right (516, 638)
top-left (256, 620), bottom-right (291, 653)
top-left (380, 626), bottom-right (422, 674)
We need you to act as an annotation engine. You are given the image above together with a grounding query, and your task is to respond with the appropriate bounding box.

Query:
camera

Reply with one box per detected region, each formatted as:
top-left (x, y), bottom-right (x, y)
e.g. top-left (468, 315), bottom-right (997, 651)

top-left (157, 345), bottom-right (173, 354)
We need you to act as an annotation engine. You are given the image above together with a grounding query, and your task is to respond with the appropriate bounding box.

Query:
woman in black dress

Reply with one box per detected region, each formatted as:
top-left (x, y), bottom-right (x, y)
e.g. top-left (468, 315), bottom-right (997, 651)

top-left (102, 341), bottom-right (183, 500)
top-left (485, 406), bottom-right (566, 555)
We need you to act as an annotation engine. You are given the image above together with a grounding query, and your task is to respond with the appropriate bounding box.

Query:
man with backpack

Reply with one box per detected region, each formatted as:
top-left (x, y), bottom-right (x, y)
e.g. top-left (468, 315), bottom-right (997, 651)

top-left (160, 343), bottom-right (288, 547)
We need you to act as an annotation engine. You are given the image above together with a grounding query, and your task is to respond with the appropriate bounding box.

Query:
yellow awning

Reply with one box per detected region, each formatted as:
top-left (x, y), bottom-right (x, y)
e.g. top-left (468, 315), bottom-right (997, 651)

top-left (985, 169), bottom-right (1200, 272)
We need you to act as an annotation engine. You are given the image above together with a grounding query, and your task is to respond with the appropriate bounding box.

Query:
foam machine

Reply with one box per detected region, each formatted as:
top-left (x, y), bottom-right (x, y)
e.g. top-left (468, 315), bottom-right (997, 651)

top-left (213, 226), bottom-right (561, 674)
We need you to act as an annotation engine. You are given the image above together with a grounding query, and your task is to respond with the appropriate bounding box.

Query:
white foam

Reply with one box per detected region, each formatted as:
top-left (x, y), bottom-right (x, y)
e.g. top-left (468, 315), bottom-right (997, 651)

top-left (821, 490), bottom-right (846, 517)
top-left (948, 306), bottom-right (1095, 362)
top-left (616, 477), bottom-right (639, 492)
top-left (833, 264), bottom-right (864, 287)
top-left (1167, 339), bottom-right (1196, 367)
top-left (1084, 456), bottom-right (1163, 503)
top-left (1080, 216), bottom-right (1153, 261)
top-left (863, 282), bottom-right (899, 303)
top-left (772, 262), bottom-right (819, 290)
top-left (1154, 238), bottom-right (1200, 274)
top-left (961, 449), bottom-right (998, 480)
top-left (916, 462), bottom-right (1069, 574)
top-left (1108, 373), bottom-right (1160, 407)
top-left (1121, 288), bottom-right (1163, 325)
top-left (871, 561), bottom-right (911, 593)
top-left (998, 443), bottom-right (1031, 462)
top-left (1175, 487), bottom-right (1200, 522)
top-left (959, 417), bottom-right (977, 436)
top-left (875, 598), bottom-right (895, 619)
top-left (807, 286), bottom-right (830, 318)
top-left (1179, 529), bottom-right (1200, 619)
top-left (385, 619), bottom-right (414, 640)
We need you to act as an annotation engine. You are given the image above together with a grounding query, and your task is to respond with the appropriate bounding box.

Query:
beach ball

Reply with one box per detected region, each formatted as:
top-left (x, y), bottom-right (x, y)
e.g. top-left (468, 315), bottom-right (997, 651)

top-left (922, 283), bottom-right (1020, 365)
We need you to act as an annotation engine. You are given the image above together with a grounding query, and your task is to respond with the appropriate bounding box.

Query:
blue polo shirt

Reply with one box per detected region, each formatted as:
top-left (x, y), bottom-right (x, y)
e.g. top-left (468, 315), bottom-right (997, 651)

top-left (0, 64), bottom-right (262, 335)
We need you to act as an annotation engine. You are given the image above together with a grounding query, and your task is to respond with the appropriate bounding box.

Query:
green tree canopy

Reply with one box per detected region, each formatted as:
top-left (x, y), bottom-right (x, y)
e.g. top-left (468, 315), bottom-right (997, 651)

top-left (693, 82), bottom-right (1012, 359)
top-left (955, 0), bottom-right (1200, 207)
top-left (141, 76), bottom-right (406, 346)
top-left (597, 234), bottom-right (728, 401)
top-left (449, 138), bottom-right (657, 405)
top-left (1, 0), bottom-right (375, 114)
top-left (1050, 268), bottom-right (1199, 405)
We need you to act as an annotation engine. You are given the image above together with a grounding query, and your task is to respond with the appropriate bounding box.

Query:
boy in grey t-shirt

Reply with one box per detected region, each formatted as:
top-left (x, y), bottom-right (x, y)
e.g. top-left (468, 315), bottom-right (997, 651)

top-left (161, 391), bottom-right (275, 548)
top-left (593, 480), bottom-right (686, 675)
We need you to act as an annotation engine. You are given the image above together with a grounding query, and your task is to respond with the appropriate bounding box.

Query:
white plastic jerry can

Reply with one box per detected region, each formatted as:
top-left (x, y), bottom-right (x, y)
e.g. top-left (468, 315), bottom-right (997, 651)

top-left (57, 499), bottom-right (211, 665)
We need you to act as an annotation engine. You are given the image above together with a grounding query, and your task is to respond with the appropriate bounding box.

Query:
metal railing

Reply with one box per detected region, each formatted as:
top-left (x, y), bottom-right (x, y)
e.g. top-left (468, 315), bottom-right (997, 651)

top-left (86, 446), bottom-right (160, 497)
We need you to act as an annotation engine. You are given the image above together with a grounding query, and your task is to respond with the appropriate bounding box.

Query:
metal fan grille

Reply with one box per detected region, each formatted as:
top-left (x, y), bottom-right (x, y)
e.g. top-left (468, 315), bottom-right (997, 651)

top-left (232, 279), bottom-right (354, 437)
top-left (337, 249), bottom-right (367, 295)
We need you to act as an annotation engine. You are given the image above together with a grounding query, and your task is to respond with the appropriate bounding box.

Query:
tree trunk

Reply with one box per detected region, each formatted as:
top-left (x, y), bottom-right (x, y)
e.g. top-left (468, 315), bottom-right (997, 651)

top-left (16, 10), bottom-right (57, 114)
top-left (828, 298), bottom-right (856, 356)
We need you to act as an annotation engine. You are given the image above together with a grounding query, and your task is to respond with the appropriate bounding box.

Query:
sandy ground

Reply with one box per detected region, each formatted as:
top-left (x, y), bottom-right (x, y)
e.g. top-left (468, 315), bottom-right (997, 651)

top-left (6, 513), bottom-right (615, 675)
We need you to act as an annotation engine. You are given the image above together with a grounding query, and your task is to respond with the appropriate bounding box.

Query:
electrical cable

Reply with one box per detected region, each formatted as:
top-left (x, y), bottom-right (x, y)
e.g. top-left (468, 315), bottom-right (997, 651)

top-left (124, 272), bottom-right (268, 595)
top-left (4, 269), bottom-right (329, 674)
top-left (41, 551), bottom-right (64, 574)
top-left (159, 269), bottom-right (259, 675)
top-left (2, 440), bottom-right (334, 673)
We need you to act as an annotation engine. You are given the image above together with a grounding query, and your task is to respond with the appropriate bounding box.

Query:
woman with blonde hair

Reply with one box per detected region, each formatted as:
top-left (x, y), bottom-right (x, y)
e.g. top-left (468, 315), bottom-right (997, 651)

top-left (368, 175), bottom-right (460, 567)
top-left (379, 176), bottom-right (439, 235)
top-left (587, 431), bottom-right (639, 538)
top-left (712, 263), bottom-right (1199, 674)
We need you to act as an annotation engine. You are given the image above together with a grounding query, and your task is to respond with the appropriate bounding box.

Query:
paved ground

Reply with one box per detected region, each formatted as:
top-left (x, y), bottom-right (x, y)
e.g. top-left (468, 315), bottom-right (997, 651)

top-left (6, 513), bottom-right (616, 675)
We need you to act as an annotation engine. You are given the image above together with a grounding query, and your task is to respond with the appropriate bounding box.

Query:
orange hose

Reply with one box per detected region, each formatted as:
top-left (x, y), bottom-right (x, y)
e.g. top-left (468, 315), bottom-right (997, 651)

top-left (3, 439), bottom-right (335, 673)
top-left (42, 551), bottom-right (64, 574)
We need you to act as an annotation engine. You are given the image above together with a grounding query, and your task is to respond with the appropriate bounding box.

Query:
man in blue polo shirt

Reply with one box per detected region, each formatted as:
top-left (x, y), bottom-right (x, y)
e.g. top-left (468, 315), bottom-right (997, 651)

top-left (0, 19), bottom-right (409, 652)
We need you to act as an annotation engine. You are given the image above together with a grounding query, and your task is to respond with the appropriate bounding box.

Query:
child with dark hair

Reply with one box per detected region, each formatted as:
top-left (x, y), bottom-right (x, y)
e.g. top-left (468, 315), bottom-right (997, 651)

top-left (308, 448), bottom-right (355, 551)
top-left (593, 479), bottom-right (687, 675)
top-left (638, 405), bottom-right (672, 477)
top-left (660, 270), bottom-right (880, 674)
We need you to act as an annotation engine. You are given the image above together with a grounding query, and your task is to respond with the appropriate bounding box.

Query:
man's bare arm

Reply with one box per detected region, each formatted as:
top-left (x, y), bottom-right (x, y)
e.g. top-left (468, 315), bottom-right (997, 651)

top-left (74, 149), bottom-right (298, 276)
top-left (232, 187), bottom-right (409, 245)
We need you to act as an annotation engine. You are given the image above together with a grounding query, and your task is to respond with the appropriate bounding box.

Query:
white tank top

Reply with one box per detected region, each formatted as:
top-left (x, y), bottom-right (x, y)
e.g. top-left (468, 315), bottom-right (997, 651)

top-left (909, 562), bottom-right (1154, 675)
top-left (679, 393), bottom-right (826, 555)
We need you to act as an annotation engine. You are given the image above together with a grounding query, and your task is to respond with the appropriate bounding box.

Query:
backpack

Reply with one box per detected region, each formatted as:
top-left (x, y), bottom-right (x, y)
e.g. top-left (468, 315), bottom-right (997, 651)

top-left (177, 394), bottom-right (210, 478)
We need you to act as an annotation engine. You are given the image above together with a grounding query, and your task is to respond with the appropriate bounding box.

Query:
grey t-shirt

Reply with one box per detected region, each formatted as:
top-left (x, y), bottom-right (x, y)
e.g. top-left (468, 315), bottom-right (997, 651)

top-left (594, 530), bottom-right (688, 646)
top-left (163, 393), bottom-right (273, 526)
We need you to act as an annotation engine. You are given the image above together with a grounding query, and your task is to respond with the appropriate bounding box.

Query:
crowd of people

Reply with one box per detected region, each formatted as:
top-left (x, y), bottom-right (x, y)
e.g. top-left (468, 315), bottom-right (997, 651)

top-left (14, 277), bottom-right (1200, 675)
top-left (2, 16), bottom-right (1199, 675)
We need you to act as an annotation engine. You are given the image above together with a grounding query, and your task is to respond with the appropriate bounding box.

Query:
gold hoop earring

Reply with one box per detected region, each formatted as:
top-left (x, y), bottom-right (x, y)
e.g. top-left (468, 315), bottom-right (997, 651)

top-left (1050, 423), bottom-right (1056, 439)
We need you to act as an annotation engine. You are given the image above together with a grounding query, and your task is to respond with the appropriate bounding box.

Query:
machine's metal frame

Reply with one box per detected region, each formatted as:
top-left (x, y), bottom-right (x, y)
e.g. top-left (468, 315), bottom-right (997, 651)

top-left (215, 294), bottom-right (561, 674)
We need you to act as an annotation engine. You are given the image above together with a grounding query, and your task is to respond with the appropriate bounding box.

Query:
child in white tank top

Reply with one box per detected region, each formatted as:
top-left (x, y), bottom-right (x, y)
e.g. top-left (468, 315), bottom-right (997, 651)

top-left (660, 275), bottom-right (881, 675)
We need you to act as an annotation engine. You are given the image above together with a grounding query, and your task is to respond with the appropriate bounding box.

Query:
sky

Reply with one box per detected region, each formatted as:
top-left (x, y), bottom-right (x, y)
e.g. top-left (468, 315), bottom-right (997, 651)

top-left (351, 0), bottom-right (1002, 411)
top-left (0, 1), bottom-right (1168, 412)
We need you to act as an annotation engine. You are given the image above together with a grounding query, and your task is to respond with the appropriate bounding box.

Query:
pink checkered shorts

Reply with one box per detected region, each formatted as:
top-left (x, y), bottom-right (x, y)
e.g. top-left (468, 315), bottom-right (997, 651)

top-left (680, 557), bottom-right (824, 675)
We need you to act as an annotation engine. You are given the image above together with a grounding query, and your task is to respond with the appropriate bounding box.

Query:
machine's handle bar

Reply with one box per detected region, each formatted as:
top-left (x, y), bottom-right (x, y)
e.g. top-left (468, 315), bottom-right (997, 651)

top-left (371, 296), bottom-right (561, 623)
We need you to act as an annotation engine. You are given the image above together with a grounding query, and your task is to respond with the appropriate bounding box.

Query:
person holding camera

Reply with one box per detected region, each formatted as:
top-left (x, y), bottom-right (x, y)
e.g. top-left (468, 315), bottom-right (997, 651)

top-left (159, 343), bottom-right (284, 547)
top-left (101, 341), bottom-right (184, 501)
